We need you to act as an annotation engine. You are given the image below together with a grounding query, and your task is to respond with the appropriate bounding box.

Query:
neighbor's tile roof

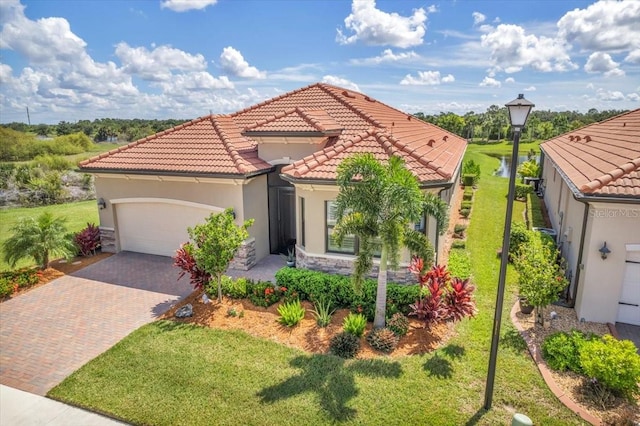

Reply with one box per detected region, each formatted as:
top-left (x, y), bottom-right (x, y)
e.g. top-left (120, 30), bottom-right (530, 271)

top-left (541, 109), bottom-right (640, 198)
top-left (80, 83), bottom-right (467, 182)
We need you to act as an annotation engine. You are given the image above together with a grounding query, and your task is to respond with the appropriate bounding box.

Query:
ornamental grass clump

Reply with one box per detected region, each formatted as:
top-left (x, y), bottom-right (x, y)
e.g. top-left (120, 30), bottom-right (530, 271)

top-left (310, 298), bottom-right (335, 327)
top-left (277, 300), bottom-right (305, 327)
top-left (343, 313), bottom-right (367, 337)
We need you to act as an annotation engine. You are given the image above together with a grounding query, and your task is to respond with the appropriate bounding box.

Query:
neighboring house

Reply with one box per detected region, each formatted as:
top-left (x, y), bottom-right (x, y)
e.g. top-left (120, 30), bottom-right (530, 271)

top-left (79, 83), bottom-right (467, 282)
top-left (539, 109), bottom-right (640, 325)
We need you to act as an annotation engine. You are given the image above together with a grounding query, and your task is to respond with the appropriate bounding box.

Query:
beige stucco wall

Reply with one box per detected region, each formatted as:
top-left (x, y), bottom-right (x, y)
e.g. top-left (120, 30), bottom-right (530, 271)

top-left (576, 202), bottom-right (640, 323)
top-left (542, 156), bottom-right (640, 323)
top-left (94, 174), bottom-right (269, 259)
top-left (242, 175), bottom-right (269, 261)
top-left (294, 183), bottom-right (447, 265)
top-left (257, 137), bottom-right (327, 164)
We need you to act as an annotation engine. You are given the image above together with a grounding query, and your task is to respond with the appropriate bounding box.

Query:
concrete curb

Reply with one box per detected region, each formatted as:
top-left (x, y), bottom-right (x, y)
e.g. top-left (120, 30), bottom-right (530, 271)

top-left (509, 302), bottom-right (602, 426)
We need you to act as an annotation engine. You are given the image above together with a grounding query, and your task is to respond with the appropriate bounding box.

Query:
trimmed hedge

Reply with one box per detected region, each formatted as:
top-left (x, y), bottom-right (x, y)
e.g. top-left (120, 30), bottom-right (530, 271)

top-left (274, 267), bottom-right (420, 321)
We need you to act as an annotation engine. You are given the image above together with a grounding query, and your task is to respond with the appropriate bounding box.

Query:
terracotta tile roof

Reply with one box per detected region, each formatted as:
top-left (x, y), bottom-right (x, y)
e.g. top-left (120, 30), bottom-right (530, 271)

top-left (79, 115), bottom-right (272, 176)
top-left (80, 82), bottom-right (467, 183)
top-left (540, 109), bottom-right (640, 198)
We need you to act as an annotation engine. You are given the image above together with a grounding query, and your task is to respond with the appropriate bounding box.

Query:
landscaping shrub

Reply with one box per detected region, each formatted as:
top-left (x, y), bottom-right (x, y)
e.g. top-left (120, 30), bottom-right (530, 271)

top-left (459, 208), bottom-right (470, 218)
top-left (408, 260), bottom-right (476, 328)
top-left (386, 312), bottom-right (409, 337)
top-left (366, 328), bottom-right (399, 353)
top-left (0, 163), bottom-right (14, 189)
top-left (515, 183), bottom-right (533, 200)
top-left (277, 300), bottom-right (306, 327)
top-left (247, 281), bottom-right (282, 307)
top-left (453, 224), bottom-right (466, 237)
top-left (462, 159), bottom-right (481, 184)
top-left (451, 240), bottom-right (466, 249)
top-left (447, 249), bottom-right (471, 279)
top-left (460, 200), bottom-right (473, 210)
top-left (542, 330), bottom-right (596, 373)
top-left (509, 222), bottom-right (530, 258)
top-left (579, 335), bottom-right (640, 399)
top-left (462, 188), bottom-right (474, 201)
top-left (343, 313), bottom-right (367, 337)
top-left (221, 276), bottom-right (249, 299)
top-left (275, 267), bottom-right (419, 321)
top-left (74, 223), bottom-right (100, 256)
top-left (174, 242), bottom-right (211, 291)
top-left (461, 174), bottom-right (475, 187)
top-left (329, 332), bottom-right (360, 358)
top-left (310, 298), bottom-right (335, 327)
top-left (0, 268), bottom-right (40, 297)
top-left (31, 154), bottom-right (73, 171)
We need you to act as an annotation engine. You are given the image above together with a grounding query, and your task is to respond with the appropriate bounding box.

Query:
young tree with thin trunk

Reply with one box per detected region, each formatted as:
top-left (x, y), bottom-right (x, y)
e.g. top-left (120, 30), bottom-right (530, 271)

top-left (334, 154), bottom-right (448, 328)
top-left (3, 211), bottom-right (76, 270)
top-left (187, 208), bottom-right (253, 303)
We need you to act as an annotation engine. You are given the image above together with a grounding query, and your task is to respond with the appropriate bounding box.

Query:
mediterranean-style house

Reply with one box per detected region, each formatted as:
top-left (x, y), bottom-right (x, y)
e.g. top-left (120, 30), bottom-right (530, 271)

top-left (79, 83), bottom-right (467, 282)
top-left (539, 109), bottom-right (640, 325)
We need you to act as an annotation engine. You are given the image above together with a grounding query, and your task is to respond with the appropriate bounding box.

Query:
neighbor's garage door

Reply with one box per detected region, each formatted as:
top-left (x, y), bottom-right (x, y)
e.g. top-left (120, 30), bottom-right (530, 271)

top-left (117, 201), bottom-right (215, 257)
top-left (617, 248), bottom-right (640, 326)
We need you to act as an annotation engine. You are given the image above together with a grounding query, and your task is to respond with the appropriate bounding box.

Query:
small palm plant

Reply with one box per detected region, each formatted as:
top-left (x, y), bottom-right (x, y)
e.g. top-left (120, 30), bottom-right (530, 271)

top-left (3, 211), bottom-right (76, 270)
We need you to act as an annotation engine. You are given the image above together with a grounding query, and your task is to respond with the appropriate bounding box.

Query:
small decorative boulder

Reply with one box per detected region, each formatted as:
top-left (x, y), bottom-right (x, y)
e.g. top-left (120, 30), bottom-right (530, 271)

top-left (175, 304), bottom-right (193, 318)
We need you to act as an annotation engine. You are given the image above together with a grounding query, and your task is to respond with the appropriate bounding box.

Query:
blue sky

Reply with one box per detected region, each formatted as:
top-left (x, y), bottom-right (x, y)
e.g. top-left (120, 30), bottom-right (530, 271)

top-left (1, 0), bottom-right (639, 124)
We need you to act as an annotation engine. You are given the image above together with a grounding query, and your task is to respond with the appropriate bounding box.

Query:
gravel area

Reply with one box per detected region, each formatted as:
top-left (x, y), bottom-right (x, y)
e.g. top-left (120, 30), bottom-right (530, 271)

top-left (514, 304), bottom-right (639, 425)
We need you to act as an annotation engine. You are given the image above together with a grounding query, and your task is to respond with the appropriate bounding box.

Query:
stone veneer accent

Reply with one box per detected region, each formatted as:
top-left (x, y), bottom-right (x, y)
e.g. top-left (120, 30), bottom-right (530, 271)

top-left (99, 227), bottom-right (116, 253)
top-left (229, 238), bottom-right (257, 270)
top-left (296, 247), bottom-right (415, 284)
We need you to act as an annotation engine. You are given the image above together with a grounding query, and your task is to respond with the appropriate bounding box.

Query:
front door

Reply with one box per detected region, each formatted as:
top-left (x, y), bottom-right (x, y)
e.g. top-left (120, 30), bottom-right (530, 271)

top-left (268, 166), bottom-right (296, 254)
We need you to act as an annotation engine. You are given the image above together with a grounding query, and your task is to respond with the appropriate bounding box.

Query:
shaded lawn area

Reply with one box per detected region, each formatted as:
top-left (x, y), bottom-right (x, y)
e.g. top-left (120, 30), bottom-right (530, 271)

top-left (48, 147), bottom-right (582, 425)
top-left (0, 200), bottom-right (99, 270)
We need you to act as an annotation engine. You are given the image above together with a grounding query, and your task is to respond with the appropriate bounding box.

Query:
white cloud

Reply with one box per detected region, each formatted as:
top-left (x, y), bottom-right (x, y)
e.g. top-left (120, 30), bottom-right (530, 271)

top-left (115, 42), bottom-right (207, 81)
top-left (557, 0), bottom-right (640, 52)
top-left (321, 75), bottom-right (360, 92)
top-left (627, 92), bottom-right (640, 102)
top-left (481, 24), bottom-right (576, 73)
top-left (157, 71), bottom-right (233, 94)
top-left (523, 86), bottom-right (536, 91)
top-left (336, 0), bottom-right (428, 48)
top-left (624, 49), bottom-right (640, 64)
top-left (596, 88), bottom-right (625, 101)
top-left (479, 76), bottom-right (501, 87)
top-left (160, 0), bottom-right (218, 12)
top-left (472, 12), bottom-right (486, 25)
top-left (400, 70), bottom-right (454, 85)
top-left (584, 52), bottom-right (625, 77)
top-left (219, 46), bottom-right (266, 79)
top-left (350, 49), bottom-right (419, 65)
top-left (505, 77), bottom-right (515, 84)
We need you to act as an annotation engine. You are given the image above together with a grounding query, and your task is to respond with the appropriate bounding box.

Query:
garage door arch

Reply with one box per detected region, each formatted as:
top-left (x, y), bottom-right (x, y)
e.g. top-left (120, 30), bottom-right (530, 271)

top-left (112, 198), bottom-right (225, 257)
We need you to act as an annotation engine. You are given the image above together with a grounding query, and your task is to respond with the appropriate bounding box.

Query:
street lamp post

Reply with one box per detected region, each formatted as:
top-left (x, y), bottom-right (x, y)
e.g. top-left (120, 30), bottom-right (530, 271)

top-left (484, 94), bottom-right (534, 410)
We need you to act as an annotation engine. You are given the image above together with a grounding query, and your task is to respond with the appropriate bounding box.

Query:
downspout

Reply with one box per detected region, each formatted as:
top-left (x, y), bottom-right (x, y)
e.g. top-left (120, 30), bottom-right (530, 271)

top-left (569, 199), bottom-right (590, 307)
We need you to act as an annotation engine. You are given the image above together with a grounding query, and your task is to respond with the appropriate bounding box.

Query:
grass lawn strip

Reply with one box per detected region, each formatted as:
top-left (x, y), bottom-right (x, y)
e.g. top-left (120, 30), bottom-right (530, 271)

top-left (48, 146), bottom-right (584, 425)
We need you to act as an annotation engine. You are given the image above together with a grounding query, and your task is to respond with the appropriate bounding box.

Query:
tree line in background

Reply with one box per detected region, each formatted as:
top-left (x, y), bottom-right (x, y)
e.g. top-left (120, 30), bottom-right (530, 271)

top-left (0, 107), bottom-right (627, 146)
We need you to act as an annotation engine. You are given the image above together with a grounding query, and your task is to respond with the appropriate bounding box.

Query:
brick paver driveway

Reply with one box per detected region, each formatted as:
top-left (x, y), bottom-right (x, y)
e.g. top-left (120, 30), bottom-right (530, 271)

top-left (0, 252), bottom-right (192, 395)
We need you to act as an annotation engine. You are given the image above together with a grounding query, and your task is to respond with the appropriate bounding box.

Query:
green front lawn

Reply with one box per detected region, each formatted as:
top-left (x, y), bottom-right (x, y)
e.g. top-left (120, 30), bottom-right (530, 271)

top-left (48, 148), bottom-right (582, 425)
top-left (0, 200), bottom-right (99, 270)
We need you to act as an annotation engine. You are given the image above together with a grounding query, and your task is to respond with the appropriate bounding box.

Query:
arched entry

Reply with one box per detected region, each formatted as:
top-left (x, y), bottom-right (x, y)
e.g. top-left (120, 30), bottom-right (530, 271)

top-left (268, 165), bottom-right (296, 254)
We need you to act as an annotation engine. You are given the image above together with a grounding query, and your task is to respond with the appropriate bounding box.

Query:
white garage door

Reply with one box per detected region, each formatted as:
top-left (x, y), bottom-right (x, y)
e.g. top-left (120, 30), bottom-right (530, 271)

top-left (116, 200), bottom-right (218, 257)
top-left (617, 248), bottom-right (640, 326)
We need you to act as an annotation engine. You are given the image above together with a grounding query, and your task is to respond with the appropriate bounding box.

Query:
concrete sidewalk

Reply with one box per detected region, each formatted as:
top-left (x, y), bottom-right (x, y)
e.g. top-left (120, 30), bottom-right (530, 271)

top-left (0, 385), bottom-right (127, 425)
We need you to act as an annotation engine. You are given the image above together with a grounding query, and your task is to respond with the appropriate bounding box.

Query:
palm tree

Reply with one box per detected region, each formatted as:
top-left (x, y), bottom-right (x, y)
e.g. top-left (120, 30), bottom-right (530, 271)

top-left (3, 211), bottom-right (76, 270)
top-left (334, 154), bottom-right (448, 328)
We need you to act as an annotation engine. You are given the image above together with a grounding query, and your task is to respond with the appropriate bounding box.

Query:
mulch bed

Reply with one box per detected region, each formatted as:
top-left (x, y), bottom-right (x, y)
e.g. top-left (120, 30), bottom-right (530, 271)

top-left (162, 290), bottom-right (456, 358)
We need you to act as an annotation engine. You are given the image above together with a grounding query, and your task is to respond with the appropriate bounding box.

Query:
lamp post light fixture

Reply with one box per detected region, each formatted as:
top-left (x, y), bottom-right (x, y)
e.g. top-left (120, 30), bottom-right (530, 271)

top-left (484, 94), bottom-right (534, 410)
